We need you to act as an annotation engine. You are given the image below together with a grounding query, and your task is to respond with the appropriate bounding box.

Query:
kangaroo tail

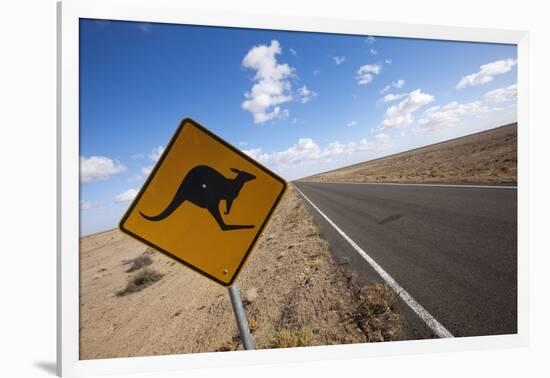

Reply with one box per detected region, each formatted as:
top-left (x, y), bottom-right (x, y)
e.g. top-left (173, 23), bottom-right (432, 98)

top-left (139, 197), bottom-right (184, 221)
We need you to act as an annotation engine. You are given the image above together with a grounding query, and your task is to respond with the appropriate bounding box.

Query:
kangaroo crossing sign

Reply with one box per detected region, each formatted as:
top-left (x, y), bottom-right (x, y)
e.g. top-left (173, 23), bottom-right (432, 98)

top-left (119, 118), bottom-right (287, 286)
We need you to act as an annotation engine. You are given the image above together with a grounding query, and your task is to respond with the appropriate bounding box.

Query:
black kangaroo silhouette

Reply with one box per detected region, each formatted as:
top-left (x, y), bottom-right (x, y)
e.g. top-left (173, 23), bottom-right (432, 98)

top-left (139, 165), bottom-right (256, 231)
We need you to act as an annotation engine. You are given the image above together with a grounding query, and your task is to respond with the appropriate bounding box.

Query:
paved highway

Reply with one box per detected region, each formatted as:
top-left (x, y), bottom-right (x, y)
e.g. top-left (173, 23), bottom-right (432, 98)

top-left (294, 181), bottom-right (517, 338)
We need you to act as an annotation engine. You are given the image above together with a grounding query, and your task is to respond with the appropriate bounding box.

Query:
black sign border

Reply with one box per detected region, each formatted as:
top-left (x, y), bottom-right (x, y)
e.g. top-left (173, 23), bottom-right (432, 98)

top-left (119, 118), bottom-right (288, 287)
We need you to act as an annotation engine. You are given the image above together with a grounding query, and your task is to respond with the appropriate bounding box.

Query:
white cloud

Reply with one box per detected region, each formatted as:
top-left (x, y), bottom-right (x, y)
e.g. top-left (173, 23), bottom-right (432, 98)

top-left (270, 138), bottom-right (322, 166)
top-left (242, 148), bottom-right (271, 162)
top-left (244, 137), bottom-right (380, 170)
top-left (393, 79), bottom-right (405, 89)
top-left (149, 145), bottom-right (164, 162)
top-left (370, 48), bottom-right (378, 56)
top-left (313, 69), bottom-right (321, 76)
top-left (297, 85), bottom-right (318, 103)
top-left (484, 83), bottom-right (517, 103)
top-left (380, 79), bottom-right (405, 94)
top-left (115, 188), bottom-right (138, 203)
top-left (131, 153), bottom-right (144, 159)
top-left (244, 140), bottom-right (314, 167)
top-left (378, 89), bottom-right (434, 129)
top-left (456, 58), bottom-right (517, 89)
top-left (80, 156), bottom-right (126, 183)
top-left (241, 40), bottom-right (294, 123)
top-left (379, 93), bottom-right (407, 104)
top-left (416, 100), bottom-right (491, 132)
top-left (324, 139), bottom-right (374, 159)
top-left (138, 145), bottom-right (165, 179)
top-left (80, 200), bottom-right (99, 210)
top-left (375, 133), bottom-right (390, 143)
top-left (289, 48), bottom-right (297, 56)
top-left (141, 166), bottom-right (153, 176)
top-left (333, 56), bottom-right (346, 65)
top-left (385, 58), bottom-right (392, 64)
top-left (356, 64), bottom-right (381, 85)
top-left (239, 141), bottom-right (248, 146)
top-left (365, 36), bottom-right (376, 44)
top-left (347, 121), bottom-right (358, 127)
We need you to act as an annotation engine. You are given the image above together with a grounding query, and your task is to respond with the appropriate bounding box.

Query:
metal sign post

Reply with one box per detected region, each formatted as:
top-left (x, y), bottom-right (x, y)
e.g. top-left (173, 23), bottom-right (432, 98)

top-left (227, 284), bottom-right (255, 350)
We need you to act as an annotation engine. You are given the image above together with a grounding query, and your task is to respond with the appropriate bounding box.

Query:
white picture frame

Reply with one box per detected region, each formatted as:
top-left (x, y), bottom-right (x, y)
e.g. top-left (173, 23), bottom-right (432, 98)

top-left (57, 0), bottom-right (529, 376)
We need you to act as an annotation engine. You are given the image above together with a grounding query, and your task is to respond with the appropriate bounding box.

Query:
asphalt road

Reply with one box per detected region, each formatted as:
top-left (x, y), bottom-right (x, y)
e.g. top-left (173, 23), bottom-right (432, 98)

top-left (294, 181), bottom-right (517, 338)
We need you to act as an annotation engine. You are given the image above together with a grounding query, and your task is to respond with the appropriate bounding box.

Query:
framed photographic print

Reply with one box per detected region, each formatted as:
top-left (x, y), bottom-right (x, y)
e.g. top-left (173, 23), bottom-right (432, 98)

top-left (57, 0), bottom-right (529, 376)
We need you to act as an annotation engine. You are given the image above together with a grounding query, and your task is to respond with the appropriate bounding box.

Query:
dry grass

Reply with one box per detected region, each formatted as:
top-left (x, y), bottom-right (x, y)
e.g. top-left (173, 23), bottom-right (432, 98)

top-left (270, 328), bottom-right (314, 348)
top-left (117, 268), bottom-right (163, 296)
top-left (123, 253), bottom-right (153, 273)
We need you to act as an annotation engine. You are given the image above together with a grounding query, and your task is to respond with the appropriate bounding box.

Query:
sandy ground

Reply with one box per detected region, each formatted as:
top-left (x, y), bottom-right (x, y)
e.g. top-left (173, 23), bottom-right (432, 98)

top-left (304, 124), bottom-right (517, 184)
top-left (80, 187), bottom-right (400, 360)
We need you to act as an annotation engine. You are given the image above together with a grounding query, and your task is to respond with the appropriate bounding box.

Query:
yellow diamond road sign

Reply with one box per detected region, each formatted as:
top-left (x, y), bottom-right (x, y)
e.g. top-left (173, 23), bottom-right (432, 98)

top-left (119, 118), bottom-right (287, 286)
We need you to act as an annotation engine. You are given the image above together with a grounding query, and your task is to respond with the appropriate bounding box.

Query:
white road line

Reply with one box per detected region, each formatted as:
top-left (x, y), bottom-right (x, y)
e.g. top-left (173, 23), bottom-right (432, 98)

top-left (300, 181), bottom-right (517, 189)
top-left (295, 187), bottom-right (454, 339)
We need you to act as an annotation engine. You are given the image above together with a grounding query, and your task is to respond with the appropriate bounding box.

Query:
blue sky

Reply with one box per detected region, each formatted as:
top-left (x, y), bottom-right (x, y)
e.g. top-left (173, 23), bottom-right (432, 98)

top-left (79, 19), bottom-right (517, 235)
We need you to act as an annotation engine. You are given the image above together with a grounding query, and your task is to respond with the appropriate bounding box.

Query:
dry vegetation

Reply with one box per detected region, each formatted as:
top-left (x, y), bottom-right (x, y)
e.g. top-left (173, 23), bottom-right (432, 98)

top-left (79, 187), bottom-right (400, 359)
top-left (123, 253), bottom-right (153, 273)
top-left (350, 284), bottom-right (401, 342)
top-left (304, 124), bottom-right (517, 184)
top-left (117, 268), bottom-right (163, 296)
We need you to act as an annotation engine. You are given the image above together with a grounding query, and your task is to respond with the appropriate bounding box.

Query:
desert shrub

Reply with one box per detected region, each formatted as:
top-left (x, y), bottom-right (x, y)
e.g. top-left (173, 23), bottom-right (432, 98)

top-left (352, 283), bottom-right (401, 342)
top-left (123, 253), bottom-right (153, 273)
top-left (117, 268), bottom-right (163, 296)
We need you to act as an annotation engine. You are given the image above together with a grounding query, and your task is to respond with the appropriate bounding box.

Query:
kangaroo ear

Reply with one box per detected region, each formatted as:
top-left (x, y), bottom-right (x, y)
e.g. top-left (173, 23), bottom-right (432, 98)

top-left (230, 168), bottom-right (241, 174)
